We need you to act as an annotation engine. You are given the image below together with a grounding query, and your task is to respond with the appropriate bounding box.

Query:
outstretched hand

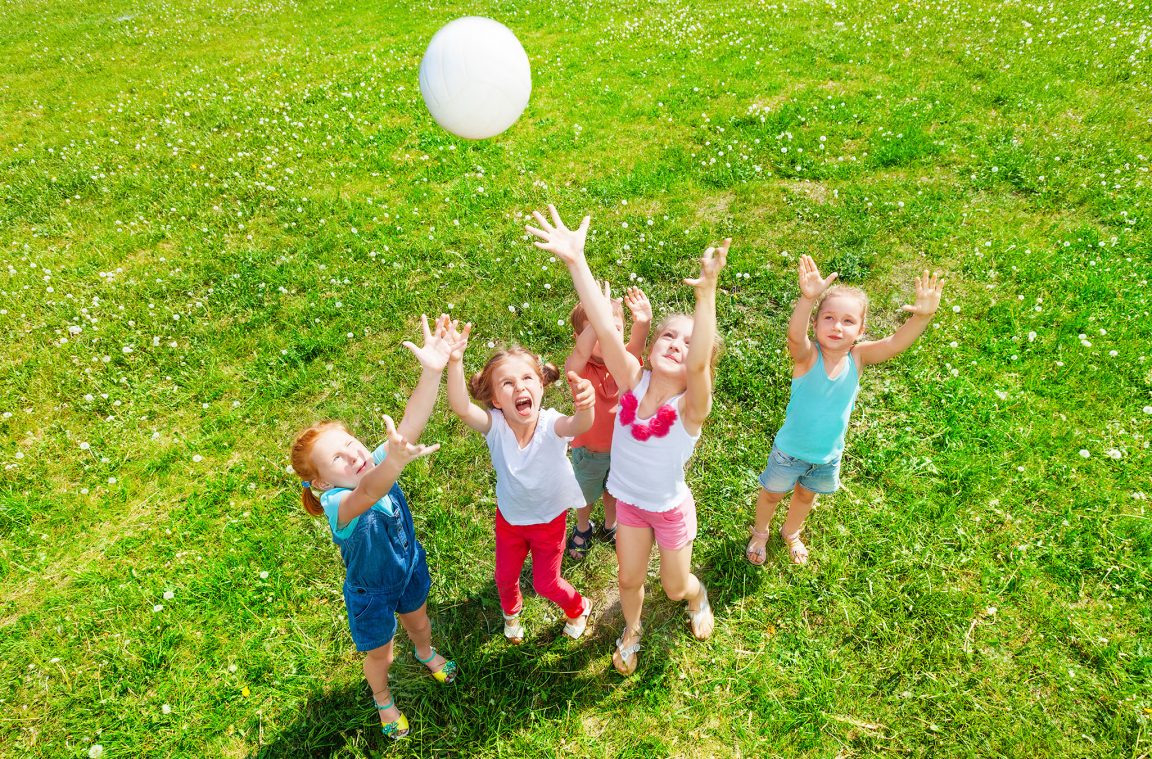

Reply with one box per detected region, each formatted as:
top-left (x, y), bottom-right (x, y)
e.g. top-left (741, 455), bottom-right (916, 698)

top-left (403, 314), bottom-right (452, 372)
top-left (624, 286), bottom-right (652, 324)
top-left (901, 270), bottom-right (944, 316)
top-left (798, 255), bottom-right (838, 300)
top-left (525, 204), bottom-right (590, 265)
top-left (684, 238), bottom-right (731, 292)
top-left (444, 318), bottom-right (472, 363)
top-left (382, 414), bottom-right (440, 466)
top-left (567, 371), bottom-right (595, 411)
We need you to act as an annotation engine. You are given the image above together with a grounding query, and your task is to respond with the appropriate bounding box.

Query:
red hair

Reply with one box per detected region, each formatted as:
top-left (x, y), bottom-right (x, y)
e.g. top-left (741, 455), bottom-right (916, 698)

top-left (468, 347), bottom-right (560, 408)
top-left (289, 420), bottom-right (349, 516)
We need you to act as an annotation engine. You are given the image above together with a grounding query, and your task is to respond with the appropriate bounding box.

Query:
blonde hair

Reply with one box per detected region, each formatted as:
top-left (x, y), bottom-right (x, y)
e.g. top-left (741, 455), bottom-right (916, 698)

top-left (469, 347), bottom-right (561, 408)
top-left (816, 285), bottom-right (869, 321)
top-left (651, 313), bottom-right (723, 371)
top-left (289, 420), bottom-right (349, 516)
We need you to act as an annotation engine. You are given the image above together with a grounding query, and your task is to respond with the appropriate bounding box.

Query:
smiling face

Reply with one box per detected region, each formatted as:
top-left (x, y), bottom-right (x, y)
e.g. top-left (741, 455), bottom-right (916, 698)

top-left (309, 427), bottom-right (374, 490)
top-left (814, 293), bottom-right (867, 350)
top-left (489, 355), bottom-right (545, 425)
top-left (648, 315), bottom-right (693, 379)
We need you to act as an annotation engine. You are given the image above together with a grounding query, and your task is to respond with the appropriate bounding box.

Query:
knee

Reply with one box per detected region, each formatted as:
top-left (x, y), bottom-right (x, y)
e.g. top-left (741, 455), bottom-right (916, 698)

top-left (662, 580), bottom-right (689, 601)
top-left (364, 646), bottom-right (393, 666)
top-left (618, 573), bottom-right (644, 594)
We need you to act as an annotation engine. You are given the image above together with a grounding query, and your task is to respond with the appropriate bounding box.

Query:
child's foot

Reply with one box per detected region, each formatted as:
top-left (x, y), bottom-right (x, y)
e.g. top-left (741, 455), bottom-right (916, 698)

top-left (563, 600), bottom-right (592, 640)
top-left (373, 693), bottom-right (409, 739)
top-left (612, 626), bottom-right (642, 676)
top-left (599, 523), bottom-right (618, 546)
top-left (687, 584), bottom-right (715, 640)
top-left (780, 527), bottom-right (809, 565)
top-left (566, 520), bottom-right (596, 560)
top-left (503, 613), bottom-right (525, 644)
top-left (745, 526), bottom-right (770, 566)
top-left (414, 646), bottom-right (458, 684)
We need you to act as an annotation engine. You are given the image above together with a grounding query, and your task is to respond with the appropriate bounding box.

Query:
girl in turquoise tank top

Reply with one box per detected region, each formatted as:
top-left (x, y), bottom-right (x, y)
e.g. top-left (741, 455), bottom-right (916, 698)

top-left (746, 256), bottom-right (943, 566)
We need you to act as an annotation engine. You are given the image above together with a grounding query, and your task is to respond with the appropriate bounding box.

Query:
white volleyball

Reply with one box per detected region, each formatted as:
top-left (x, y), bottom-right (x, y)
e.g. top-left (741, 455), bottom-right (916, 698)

top-left (418, 17), bottom-right (532, 140)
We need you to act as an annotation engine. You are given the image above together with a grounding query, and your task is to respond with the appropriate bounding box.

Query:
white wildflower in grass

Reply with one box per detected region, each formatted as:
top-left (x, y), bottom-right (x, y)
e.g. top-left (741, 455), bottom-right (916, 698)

top-left (68, 325), bottom-right (82, 335)
top-left (108, 477), bottom-right (117, 484)
top-left (952, 305), bottom-right (960, 313)
top-left (1079, 449), bottom-right (1091, 458)
top-left (88, 746), bottom-right (104, 759)
top-left (163, 590), bottom-right (175, 600)
top-left (162, 704), bottom-right (172, 714)
top-left (1109, 350), bottom-right (1118, 357)
top-left (259, 570), bottom-right (269, 579)
top-left (995, 390), bottom-right (1008, 400)
top-left (1144, 406), bottom-right (1152, 415)
top-left (79, 442), bottom-right (90, 450)
top-left (153, 604), bottom-right (164, 612)
top-left (1081, 339), bottom-right (1092, 348)
top-left (1028, 331), bottom-right (1036, 342)
top-left (192, 454), bottom-right (203, 463)
top-left (228, 664), bottom-right (238, 673)
top-left (1106, 449), bottom-right (1122, 460)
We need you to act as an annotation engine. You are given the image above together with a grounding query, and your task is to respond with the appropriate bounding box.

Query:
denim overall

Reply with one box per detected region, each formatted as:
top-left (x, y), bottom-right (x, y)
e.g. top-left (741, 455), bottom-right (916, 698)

top-left (331, 482), bottom-right (431, 652)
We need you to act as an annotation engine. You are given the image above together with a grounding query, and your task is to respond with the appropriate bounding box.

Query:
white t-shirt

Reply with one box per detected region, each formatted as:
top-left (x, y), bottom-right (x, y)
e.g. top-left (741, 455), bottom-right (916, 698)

top-left (607, 371), bottom-right (700, 512)
top-left (484, 407), bottom-right (585, 525)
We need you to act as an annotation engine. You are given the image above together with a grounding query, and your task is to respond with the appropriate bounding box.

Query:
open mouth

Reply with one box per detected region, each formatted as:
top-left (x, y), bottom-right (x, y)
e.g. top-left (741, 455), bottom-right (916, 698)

top-left (514, 397), bottom-right (533, 416)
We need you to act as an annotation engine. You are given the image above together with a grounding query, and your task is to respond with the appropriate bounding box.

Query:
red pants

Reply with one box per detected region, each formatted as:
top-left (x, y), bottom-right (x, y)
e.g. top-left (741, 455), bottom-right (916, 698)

top-left (494, 510), bottom-right (586, 619)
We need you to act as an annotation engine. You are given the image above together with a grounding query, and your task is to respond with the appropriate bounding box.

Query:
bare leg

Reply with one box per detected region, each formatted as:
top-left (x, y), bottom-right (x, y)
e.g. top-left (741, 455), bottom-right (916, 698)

top-left (398, 604), bottom-right (448, 673)
top-left (747, 488), bottom-right (786, 565)
top-left (363, 641), bottom-right (400, 724)
top-left (780, 484), bottom-right (818, 564)
top-left (602, 491), bottom-right (618, 532)
top-left (660, 542), bottom-right (712, 639)
top-left (615, 524), bottom-right (654, 658)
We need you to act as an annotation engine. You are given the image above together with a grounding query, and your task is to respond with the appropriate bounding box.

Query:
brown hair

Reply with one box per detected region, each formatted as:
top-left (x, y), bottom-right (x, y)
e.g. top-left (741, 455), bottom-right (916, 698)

top-left (651, 313), bottom-right (723, 371)
top-left (468, 346), bottom-right (560, 408)
top-left (816, 285), bottom-right (869, 321)
top-left (569, 299), bottom-right (625, 335)
top-left (289, 420), bottom-right (350, 517)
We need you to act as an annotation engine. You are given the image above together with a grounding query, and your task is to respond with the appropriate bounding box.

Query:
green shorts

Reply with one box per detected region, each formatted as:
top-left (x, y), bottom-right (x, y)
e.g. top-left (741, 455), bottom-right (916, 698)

top-left (570, 446), bottom-right (612, 506)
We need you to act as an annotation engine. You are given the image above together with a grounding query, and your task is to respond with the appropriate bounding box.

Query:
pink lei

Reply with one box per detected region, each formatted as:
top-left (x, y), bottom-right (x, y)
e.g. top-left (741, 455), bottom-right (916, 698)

top-left (618, 391), bottom-right (678, 441)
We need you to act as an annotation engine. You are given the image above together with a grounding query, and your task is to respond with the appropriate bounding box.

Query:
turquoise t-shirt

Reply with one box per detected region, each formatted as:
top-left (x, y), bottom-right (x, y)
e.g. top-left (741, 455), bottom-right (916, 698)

top-left (773, 346), bottom-right (861, 464)
top-left (319, 444), bottom-right (398, 540)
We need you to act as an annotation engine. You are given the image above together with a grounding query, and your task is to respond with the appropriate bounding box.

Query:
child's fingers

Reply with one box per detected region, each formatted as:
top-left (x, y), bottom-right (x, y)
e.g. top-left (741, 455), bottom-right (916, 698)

top-left (409, 442), bottom-right (441, 460)
top-left (824, 272), bottom-right (839, 287)
top-left (578, 215), bottom-right (591, 233)
top-left (547, 204), bottom-right (563, 229)
top-left (525, 225), bottom-right (549, 240)
top-left (419, 313), bottom-right (433, 340)
top-left (382, 414), bottom-right (398, 438)
top-left (532, 209), bottom-right (554, 231)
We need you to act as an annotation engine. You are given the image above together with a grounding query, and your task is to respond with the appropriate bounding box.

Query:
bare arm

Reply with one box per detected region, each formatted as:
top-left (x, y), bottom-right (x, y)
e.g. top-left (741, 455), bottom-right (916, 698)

top-left (443, 320), bottom-right (492, 433)
top-left (337, 415), bottom-right (439, 525)
top-left (623, 286), bottom-right (652, 360)
top-left (396, 314), bottom-right (451, 443)
top-left (553, 371), bottom-right (596, 438)
top-left (527, 205), bottom-right (643, 390)
top-left (855, 271), bottom-right (943, 366)
top-left (788, 255), bottom-right (838, 370)
top-left (682, 240), bottom-right (729, 430)
top-left (564, 324), bottom-right (598, 375)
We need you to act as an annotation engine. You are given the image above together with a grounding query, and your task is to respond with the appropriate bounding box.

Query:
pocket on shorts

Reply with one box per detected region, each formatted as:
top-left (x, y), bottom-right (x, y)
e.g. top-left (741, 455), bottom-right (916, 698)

top-left (348, 589), bottom-right (375, 621)
top-left (771, 447), bottom-right (796, 466)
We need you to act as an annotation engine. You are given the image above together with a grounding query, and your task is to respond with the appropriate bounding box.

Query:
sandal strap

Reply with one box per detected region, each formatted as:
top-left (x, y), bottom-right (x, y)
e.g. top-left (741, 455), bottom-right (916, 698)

top-left (374, 697), bottom-right (394, 710)
top-left (749, 525), bottom-right (771, 539)
top-left (413, 646), bottom-right (438, 664)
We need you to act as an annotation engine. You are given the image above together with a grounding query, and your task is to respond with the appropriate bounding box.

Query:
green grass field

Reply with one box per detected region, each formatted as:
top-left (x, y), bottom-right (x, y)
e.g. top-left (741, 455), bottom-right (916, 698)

top-left (2, 0), bottom-right (1150, 756)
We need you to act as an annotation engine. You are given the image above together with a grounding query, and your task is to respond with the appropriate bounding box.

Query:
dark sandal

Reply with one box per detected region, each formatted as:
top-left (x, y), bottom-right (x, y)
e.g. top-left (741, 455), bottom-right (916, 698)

top-left (599, 523), bottom-right (618, 546)
top-left (566, 520), bottom-right (596, 560)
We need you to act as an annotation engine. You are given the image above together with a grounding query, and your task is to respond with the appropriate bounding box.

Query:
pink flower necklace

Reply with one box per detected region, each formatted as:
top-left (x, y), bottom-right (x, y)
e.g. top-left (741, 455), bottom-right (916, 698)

top-left (618, 390), bottom-right (678, 441)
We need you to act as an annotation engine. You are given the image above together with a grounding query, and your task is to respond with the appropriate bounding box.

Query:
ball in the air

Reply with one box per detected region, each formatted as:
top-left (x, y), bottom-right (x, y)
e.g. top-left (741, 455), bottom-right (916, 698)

top-left (418, 17), bottom-right (532, 140)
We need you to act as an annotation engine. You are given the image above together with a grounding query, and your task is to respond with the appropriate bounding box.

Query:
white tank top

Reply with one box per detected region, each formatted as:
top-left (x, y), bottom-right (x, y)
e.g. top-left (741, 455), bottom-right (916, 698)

top-left (606, 371), bottom-right (700, 512)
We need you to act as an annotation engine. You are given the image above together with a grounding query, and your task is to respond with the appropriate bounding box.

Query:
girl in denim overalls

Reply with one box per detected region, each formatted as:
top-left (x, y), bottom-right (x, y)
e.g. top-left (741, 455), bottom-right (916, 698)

top-left (745, 256), bottom-right (943, 566)
top-left (290, 315), bottom-right (460, 739)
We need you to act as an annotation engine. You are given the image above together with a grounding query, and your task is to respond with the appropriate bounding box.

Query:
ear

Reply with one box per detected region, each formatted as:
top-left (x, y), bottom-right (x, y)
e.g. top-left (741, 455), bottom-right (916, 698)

top-left (312, 478), bottom-right (332, 491)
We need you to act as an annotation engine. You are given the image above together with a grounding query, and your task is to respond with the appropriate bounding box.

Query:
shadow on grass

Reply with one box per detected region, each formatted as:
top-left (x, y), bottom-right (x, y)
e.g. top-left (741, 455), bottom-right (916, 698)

top-left (253, 567), bottom-right (703, 757)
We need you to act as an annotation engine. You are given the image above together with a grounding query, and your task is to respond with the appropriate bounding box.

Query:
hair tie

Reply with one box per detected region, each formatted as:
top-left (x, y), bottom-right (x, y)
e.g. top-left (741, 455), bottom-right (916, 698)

top-left (301, 481), bottom-right (311, 488)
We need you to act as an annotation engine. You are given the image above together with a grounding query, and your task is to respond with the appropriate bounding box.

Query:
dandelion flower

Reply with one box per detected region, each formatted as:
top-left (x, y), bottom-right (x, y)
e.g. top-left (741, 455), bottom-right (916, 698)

top-left (163, 590), bottom-right (175, 600)
top-left (89, 746), bottom-right (104, 759)
top-left (1106, 449), bottom-right (1122, 460)
top-left (1079, 449), bottom-right (1091, 458)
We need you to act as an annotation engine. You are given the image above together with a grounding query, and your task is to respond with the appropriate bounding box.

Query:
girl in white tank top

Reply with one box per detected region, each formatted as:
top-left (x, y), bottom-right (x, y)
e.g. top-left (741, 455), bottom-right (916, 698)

top-left (529, 203), bottom-right (728, 676)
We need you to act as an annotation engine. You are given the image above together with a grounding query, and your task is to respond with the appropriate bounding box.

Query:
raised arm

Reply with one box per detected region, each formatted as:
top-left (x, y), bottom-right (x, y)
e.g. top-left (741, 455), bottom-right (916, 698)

top-left (681, 240), bottom-right (729, 430)
top-left (527, 205), bottom-right (643, 390)
top-left (789, 255), bottom-right (837, 369)
top-left (553, 371), bottom-right (596, 438)
top-left (854, 271), bottom-right (943, 366)
top-left (564, 323), bottom-right (598, 375)
top-left (443, 320), bottom-right (492, 433)
top-left (624, 286), bottom-right (652, 360)
top-left (337, 415), bottom-right (439, 525)
top-left (396, 313), bottom-right (450, 443)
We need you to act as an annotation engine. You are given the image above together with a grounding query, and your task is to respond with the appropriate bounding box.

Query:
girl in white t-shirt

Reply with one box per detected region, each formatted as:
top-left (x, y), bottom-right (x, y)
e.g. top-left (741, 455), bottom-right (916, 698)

top-left (445, 321), bottom-right (596, 643)
top-left (529, 204), bottom-right (727, 676)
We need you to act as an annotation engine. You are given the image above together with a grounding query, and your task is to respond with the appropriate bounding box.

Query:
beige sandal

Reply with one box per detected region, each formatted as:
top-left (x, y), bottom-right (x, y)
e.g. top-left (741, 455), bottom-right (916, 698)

top-left (563, 600), bottom-right (592, 640)
top-left (612, 627), bottom-right (642, 676)
top-left (780, 527), bottom-right (809, 565)
top-left (503, 613), bottom-right (525, 644)
top-left (745, 526), bottom-right (770, 566)
top-left (688, 584), bottom-right (715, 640)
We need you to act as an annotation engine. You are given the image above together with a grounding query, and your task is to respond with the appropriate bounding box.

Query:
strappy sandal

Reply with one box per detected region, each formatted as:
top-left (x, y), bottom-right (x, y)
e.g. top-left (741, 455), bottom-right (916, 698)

top-left (599, 523), bottom-right (618, 547)
top-left (503, 613), bottom-right (525, 644)
top-left (414, 646), bottom-right (457, 684)
top-left (688, 584), bottom-right (715, 640)
top-left (562, 600), bottom-right (592, 640)
top-left (780, 527), bottom-right (809, 565)
top-left (566, 520), bottom-right (596, 560)
top-left (374, 697), bottom-right (410, 739)
top-left (745, 526), bottom-right (770, 566)
top-left (612, 626), bottom-right (642, 676)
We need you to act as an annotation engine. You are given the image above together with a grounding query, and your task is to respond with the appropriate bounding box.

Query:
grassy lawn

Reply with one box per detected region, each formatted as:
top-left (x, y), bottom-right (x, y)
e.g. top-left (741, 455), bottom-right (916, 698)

top-left (1, 0), bottom-right (1150, 756)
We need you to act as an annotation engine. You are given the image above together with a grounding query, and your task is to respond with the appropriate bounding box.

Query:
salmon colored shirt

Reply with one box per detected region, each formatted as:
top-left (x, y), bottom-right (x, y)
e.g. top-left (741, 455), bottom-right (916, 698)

top-left (571, 345), bottom-right (642, 452)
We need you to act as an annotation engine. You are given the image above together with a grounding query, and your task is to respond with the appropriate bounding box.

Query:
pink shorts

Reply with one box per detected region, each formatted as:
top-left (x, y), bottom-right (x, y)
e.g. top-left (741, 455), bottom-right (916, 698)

top-left (615, 494), bottom-right (697, 550)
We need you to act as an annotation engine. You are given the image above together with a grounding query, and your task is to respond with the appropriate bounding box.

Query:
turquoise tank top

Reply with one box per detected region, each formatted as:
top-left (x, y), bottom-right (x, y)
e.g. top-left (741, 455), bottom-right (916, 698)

top-left (773, 346), bottom-right (861, 464)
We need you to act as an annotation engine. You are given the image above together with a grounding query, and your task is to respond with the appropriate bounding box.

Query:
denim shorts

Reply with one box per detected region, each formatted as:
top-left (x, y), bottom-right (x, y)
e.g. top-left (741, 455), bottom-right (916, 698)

top-left (571, 446), bottom-right (612, 506)
top-left (758, 445), bottom-right (841, 495)
top-left (344, 550), bottom-right (432, 652)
